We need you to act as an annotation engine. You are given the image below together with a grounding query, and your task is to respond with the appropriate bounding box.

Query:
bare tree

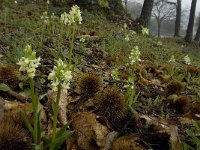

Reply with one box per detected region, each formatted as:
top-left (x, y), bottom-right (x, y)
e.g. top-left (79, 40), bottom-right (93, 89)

top-left (185, 0), bottom-right (197, 42)
top-left (124, 0), bottom-right (128, 10)
top-left (166, 0), bottom-right (182, 37)
top-left (174, 0), bottom-right (182, 37)
top-left (139, 0), bottom-right (154, 27)
top-left (152, 0), bottom-right (176, 38)
top-left (194, 13), bottom-right (200, 42)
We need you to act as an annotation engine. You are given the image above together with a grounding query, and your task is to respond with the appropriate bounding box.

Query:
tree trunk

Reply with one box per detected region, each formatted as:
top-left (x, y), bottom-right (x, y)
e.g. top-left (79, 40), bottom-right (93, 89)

top-left (158, 21), bottom-right (161, 38)
top-left (174, 0), bottom-right (181, 37)
top-left (185, 0), bottom-right (197, 42)
top-left (194, 19), bottom-right (200, 42)
top-left (139, 0), bottom-right (154, 27)
top-left (125, 0), bottom-right (128, 10)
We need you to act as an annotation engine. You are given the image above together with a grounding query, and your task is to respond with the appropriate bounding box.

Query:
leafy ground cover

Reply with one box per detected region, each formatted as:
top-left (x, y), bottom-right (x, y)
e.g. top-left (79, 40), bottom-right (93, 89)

top-left (0, 1), bottom-right (200, 150)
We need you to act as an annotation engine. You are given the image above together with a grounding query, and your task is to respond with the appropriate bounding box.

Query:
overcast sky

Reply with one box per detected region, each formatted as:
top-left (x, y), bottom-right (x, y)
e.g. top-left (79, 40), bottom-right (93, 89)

top-left (182, 0), bottom-right (200, 15)
top-left (131, 0), bottom-right (200, 15)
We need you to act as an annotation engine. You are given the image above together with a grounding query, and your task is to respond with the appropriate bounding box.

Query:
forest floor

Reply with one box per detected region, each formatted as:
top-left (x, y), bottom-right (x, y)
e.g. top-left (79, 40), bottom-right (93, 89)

top-left (0, 1), bottom-right (200, 150)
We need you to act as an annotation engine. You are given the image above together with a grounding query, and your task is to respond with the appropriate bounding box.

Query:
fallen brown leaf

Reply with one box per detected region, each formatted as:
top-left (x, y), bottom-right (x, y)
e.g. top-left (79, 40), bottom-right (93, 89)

top-left (71, 112), bottom-right (108, 150)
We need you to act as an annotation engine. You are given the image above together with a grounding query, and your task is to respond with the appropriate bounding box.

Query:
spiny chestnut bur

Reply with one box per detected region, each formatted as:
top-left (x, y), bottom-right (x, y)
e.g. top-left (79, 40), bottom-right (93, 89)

top-left (145, 63), bottom-right (157, 75)
top-left (0, 97), bottom-right (4, 121)
top-left (105, 56), bottom-right (116, 66)
top-left (111, 134), bottom-right (144, 150)
top-left (173, 96), bottom-right (191, 114)
top-left (95, 88), bottom-right (127, 123)
top-left (119, 71), bottom-right (129, 80)
top-left (191, 101), bottom-right (200, 114)
top-left (166, 80), bottom-right (184, 95)
top-left (77, 73), bottom-right (102, 98)
top-left (166, 94), bottom-right (179, 107)
top-left (3, 111), bottom-right (29, 131)
top-left (0, 63), bottom-right (20, 89)
top-left (0, 118), bottom-right (32, 150)
top-left (186, 65), bottom-right (200, 77)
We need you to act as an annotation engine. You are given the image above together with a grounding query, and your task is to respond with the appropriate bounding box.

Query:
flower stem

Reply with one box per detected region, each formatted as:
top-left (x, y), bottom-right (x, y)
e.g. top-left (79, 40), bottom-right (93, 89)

top-left (40, 23), bottom-right (45, 48)
top-left (68, 24), bottom-right (76, 67)
top-left (50, 83), bottom-right (62, 150)
top-left (129, 64), bottom-right (135, 107)
top-left (30, 78), bottom-right (38, 144)
top-left (58, 24), bottom-right (64, 53)
top-left (52, 21), bottom-right (55, 36)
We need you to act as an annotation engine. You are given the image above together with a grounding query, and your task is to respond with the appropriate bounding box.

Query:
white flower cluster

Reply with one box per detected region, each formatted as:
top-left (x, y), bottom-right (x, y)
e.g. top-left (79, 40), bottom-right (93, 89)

top-left (60, 12), bottom-right (69, 25)
top-left (169, 55), bottom-right (176, 63)
top-left (51, 13), bottom-right (57, 21)
top-left (124, 83), bottom-right (134, 90)
top-left (111, 68), bottom-right (119, 81)
top-left (125, 34), bottom-right (130, 42)
top-left (142, 27), bottom-right (149, 36)
top-left (70, 5), bottom-right (82, 24)
top-left (184, 55), bottom-right (191, 65)
top-left (124, 76), bottom-right (135, 89)
top-left (80, 36), bottom-right (85, 43)
top-left (60, 5), bottom-right (82, 25)
top-left (17, 45), bottom-right (41, 78)
top-left (124, 23), bottom-right (127, 29)
top-left (41, 11), bottom-right (49, 24)
top-left (129, 46), bottom-right (141, 65)
top-left (47, 0), bottom-right (50, 5)
top-left (48, 59), bottom-right (72, 93)
top-left (157, 41), bottom-right (162, 46)
top-left (129, 30), bottom-right (136, 35)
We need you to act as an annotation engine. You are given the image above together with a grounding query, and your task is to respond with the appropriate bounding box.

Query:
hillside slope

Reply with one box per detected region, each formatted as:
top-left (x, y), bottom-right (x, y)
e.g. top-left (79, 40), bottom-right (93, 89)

top-left (0, 1), bottom-right (200, 150)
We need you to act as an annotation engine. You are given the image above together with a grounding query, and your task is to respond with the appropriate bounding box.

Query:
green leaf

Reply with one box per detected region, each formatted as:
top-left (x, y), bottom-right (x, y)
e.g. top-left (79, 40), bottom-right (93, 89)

top-left (37, 110), bottom-right (42, 141)
top-left (19, 110), bottom-right (34, 136)
top-left (49, 123), bottom-right (73, 150)
top-left (43, 122), bottom-right (73, 149)
top-left (98, 0), bottom-right (109, 8)
top-left (0, 83), bottom-right (10, 92)
top-left (132, 92), bottom-right (140, 107)
top-left (19, 82), bottom-right (24, 89)
top-left (182, 142), bottom-right (194, 150)
top-left (186, 129), bottom-right (200, 145)
top-left (32, 144), bottom-right (43, 150)
top-left (192, 120), bottom-right (200, 132)
top-left (42, 138), bottom-right (51, 149)
top-left (40, 78), bottom-right (46, 84)
top-left (55, 122), bottom-right (71, 139)
top-left (54, 130), bottom-right (73, 148)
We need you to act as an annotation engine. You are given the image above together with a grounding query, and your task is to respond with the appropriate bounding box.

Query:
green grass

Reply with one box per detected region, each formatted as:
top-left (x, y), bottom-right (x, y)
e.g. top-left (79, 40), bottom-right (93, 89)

top-left (1, 1), bottom-right (200, 149)
top-left (1, 1), bottom-right (200, 68)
